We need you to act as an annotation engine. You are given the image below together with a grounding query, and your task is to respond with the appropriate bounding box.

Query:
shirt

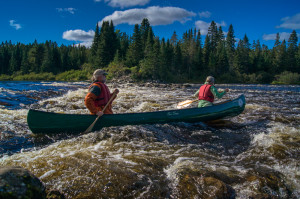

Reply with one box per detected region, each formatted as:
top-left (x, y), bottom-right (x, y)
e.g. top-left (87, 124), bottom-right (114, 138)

top-left (194, 82), bottom-right (226, 107)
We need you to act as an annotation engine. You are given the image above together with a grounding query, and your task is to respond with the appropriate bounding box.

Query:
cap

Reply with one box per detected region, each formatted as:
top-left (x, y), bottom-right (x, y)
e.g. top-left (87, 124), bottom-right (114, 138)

top-left (206, 76), bottom-right (215, 83)
top-left (93, 69), bottom-right (108, 76)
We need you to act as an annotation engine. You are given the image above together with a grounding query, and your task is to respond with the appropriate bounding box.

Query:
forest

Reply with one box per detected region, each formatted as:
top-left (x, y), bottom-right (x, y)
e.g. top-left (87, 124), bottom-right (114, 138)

top-left (0, 19), bottom-right (300, 84)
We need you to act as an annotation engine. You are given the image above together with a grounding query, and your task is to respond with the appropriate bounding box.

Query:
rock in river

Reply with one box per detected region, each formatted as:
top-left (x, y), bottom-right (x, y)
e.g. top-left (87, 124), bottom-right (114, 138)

top-left (0, 166), bottom-right (46, 199)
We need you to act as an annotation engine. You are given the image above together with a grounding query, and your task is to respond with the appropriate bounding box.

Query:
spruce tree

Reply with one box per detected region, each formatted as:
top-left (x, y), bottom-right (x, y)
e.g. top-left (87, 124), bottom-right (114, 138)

top-left (140, 27), bottom-right (157, 79)
top-left (226, 24), bottom-right (236, 72)
top-left (95, 21), bottom-right (111, 68)
top-left (296, 43), bottom-right (300, 72)
top-left (125, 24), bottom-right (143, 67)
top-left (170, 31), bottom-right (178, 46)
top-left (203, 35), bottom-right (210, 68)
top-left (90, 22), bottom-right (100, 63)
top-left (20, 47), bottom-right (30, 74)
top-left (140, 18), bottom-right (151, 53)
top-left (287, 30), bottom-right (298, 72)
top-left (208, 21), bottom-right (218, 53)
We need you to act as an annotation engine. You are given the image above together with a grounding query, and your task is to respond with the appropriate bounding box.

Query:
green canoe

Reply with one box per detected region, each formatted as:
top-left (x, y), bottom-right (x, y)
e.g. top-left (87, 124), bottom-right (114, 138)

top-left (27, 94), bottom-right (246, 134)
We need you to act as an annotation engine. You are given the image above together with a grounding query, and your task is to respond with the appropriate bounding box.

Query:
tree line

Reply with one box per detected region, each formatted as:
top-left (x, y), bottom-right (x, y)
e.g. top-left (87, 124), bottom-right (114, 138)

top-left (1, 19), bottom-right (299, 84)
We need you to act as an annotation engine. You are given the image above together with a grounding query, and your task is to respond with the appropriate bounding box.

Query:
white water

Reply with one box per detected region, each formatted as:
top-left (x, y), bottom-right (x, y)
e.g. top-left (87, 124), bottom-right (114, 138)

top-left (0, 82), bottom-right (300, 198)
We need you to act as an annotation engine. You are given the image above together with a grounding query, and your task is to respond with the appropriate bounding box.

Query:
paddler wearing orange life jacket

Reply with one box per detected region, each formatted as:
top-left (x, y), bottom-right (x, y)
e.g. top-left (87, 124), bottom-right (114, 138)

top-left (84, 69), bottom-right (119, 117)
top-left (194, 76), bottom-right (229, 107)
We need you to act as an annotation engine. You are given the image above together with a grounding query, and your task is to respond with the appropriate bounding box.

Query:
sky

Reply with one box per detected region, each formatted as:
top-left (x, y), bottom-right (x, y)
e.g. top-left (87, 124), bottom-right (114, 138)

top-left (1, 0), bottom-right (300, 48)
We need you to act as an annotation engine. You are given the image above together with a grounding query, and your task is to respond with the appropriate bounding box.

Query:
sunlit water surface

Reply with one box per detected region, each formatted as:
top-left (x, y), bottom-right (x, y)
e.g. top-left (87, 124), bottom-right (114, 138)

top-left (0, 81), bottom-right (299, 198)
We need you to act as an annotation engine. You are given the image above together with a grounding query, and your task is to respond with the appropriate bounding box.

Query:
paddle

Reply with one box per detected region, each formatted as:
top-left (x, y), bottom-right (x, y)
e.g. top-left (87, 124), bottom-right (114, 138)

top-left (176, 99), bottom-right (198, 109)
top-left (177, 98), bottom-right (232, 109)
top-left (83, 92), bottom-right (117, 134)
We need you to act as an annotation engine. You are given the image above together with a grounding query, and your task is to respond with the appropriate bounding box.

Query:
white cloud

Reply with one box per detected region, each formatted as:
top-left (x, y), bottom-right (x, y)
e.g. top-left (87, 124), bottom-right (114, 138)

top-left (100, 6), bottom-right (196, 26)
top-left (263, 32), bottom-right (300, 41)
top-left (195, 20), bottom-right (226, 35)
top-left (94, 0), bottom-right (150, 8)
top-left (9, 20), bottom-right (22, 30)
top-left (276, 13), bottom-right (300, 29)
top-left (56, 8), bottom-right (77, 14)
top-left (63, 29), bottom-right (95, 41)
top-left (76, 41), bottom-right (93, 48)
top-left (198, 11), bottom-right (211, 18)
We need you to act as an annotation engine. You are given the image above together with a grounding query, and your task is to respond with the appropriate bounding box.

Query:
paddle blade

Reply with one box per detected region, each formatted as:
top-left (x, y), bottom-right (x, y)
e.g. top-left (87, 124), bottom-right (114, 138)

top-left (83, 116), bottom-right (99, 134)
top-left (176, 99), bottom-right (197, 109)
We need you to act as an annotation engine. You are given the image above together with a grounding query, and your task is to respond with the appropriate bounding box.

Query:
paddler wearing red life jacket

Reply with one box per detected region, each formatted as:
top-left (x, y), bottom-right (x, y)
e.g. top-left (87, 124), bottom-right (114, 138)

top-left (84, 69), bottom-right (119, 117)
top-left (194, 76), bottom-right (229, 107)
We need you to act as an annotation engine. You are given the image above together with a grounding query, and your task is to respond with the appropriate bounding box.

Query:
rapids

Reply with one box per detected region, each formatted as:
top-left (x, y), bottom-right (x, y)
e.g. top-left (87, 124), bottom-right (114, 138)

top-left (0, 81), bottom-right (299, 198)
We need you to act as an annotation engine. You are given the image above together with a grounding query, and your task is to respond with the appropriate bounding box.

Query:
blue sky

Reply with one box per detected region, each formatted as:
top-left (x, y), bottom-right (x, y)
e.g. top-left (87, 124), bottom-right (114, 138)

top-left (2, 0), bottom-right (300, 48)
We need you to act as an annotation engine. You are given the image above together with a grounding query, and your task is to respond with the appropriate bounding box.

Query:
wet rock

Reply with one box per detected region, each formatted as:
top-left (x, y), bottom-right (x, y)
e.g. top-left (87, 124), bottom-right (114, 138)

top-left (245, 168), bottom-right (291, 198)
top-left (0, 166), bottom-right (46, 199)
top-left (173, 170), bottom-right (235, 199)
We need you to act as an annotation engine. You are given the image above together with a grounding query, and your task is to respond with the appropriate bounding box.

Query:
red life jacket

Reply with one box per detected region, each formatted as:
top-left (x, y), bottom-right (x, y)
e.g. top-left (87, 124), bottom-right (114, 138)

top-left (198, 84), bottom-right (214, 102)
top-left (89, 82), bottom-right (111, 107)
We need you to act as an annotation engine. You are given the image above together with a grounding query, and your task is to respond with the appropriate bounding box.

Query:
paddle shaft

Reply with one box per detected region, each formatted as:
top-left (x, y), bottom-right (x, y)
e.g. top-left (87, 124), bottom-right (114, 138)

top-left (83, 92), bottom-right (117, 134)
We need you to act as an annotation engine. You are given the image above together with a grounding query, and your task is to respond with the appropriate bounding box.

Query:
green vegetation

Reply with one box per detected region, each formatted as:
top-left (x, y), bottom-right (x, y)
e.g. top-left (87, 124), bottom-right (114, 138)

top-left (272, 71), bottom-right (300, 84)
top-left (0, 19), bottom-right (299, 84)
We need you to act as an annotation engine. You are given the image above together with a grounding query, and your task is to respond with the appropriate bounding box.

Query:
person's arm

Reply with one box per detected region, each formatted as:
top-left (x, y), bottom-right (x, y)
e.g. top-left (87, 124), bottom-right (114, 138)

top-left (84, 85), bottom-right (102, 115)
top-left (194, 90), bottom-right (199, 98)
top-left (210, 86), bottom-right (226, 99)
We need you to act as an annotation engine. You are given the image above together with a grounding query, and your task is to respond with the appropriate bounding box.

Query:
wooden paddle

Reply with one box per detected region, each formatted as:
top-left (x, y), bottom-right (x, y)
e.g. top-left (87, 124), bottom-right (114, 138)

top-left (177, 99), bottom-right (198, 109)
top-left (83, 92), bottom-right (117, 134)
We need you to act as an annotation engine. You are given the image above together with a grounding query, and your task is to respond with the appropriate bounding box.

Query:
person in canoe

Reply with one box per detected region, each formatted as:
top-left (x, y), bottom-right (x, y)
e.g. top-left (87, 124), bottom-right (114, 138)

top-left (194, 76), bottom-right (229, 107)
top-left (85, 69), bottom-right (119, 116)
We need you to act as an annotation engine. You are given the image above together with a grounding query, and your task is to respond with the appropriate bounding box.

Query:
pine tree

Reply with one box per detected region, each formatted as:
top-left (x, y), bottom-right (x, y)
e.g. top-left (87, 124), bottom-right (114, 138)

top-left (296, 43), bottom-right (300, 72)
top-left (41, 41), bottom-right (54, 72)
top-left (118, 32), bottom-right (129, 60)
top-left (287, 30), bottom-right (298, 72)
top-left (95, 21), bottom-right (112, 68)
top-left (125, 24), bottom-right (143, 67)
top-left (139, 27), bottom-right (158, 79)
top-left (208, 21), bottom-right (218, 53)
top-left (0, 42), bottom-right (11, 74)
top-left (215, 38), bottom-right (228, 75)
top-left (9, 43), bottom-right (21, 74)
top-left (273, 39), bottom-right (287, 74)
top-left (28, 40), bottom-right (44, 73)
top-left (140, 18), bottom-right (151, 53)
top-left (233, 35), bottom-right (251, 75)
top-left (20, 47), bottom-right (30, 74)
top-left (159, 38), bottom-right (171, 80)
top-left (90, 22), bottom-right (100, 63)
top-left (173, 42), bottom-right (183, 75)
top-left (261, 44), bottom-right (272, 73)
top-left (226, 24), bottom-right (236, 72)
top-left (194, 30), bottom-right (203, 76)
top-left (170, 31), bottom-right (178, 46)
top-left (203, 35), bottom-right (210, 68)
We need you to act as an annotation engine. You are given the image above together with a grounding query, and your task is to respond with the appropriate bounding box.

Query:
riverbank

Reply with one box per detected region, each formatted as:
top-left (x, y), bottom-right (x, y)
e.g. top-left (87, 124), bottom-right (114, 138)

top-left (1, 70), bottom-right (300, 85)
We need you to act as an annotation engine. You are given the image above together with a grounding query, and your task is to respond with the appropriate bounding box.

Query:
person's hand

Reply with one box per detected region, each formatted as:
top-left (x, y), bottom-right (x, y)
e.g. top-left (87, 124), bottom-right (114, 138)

top-left (225, 88), bottom-right (229, 92)
top-left (96, 111), bottom-right (104, 117)
top-left (113, 89), bottom-right (119, 95)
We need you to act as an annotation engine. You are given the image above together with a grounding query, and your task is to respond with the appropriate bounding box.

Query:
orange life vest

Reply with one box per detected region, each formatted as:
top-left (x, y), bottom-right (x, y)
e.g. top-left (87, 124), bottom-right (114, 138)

top-left (198, 84), bottom-right (214, 102)
top-left (89, 82), bottom-right (111, 107)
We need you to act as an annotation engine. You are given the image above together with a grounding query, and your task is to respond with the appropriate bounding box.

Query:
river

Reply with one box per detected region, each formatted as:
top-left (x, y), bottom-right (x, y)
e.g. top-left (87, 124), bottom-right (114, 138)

top-left (0, 81), bottom-right (299, 198)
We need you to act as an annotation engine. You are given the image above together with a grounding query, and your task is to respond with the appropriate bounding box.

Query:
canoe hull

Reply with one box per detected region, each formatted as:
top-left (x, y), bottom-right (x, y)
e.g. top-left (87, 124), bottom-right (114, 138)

top-left (27, 95), bottom-right (246, 134)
